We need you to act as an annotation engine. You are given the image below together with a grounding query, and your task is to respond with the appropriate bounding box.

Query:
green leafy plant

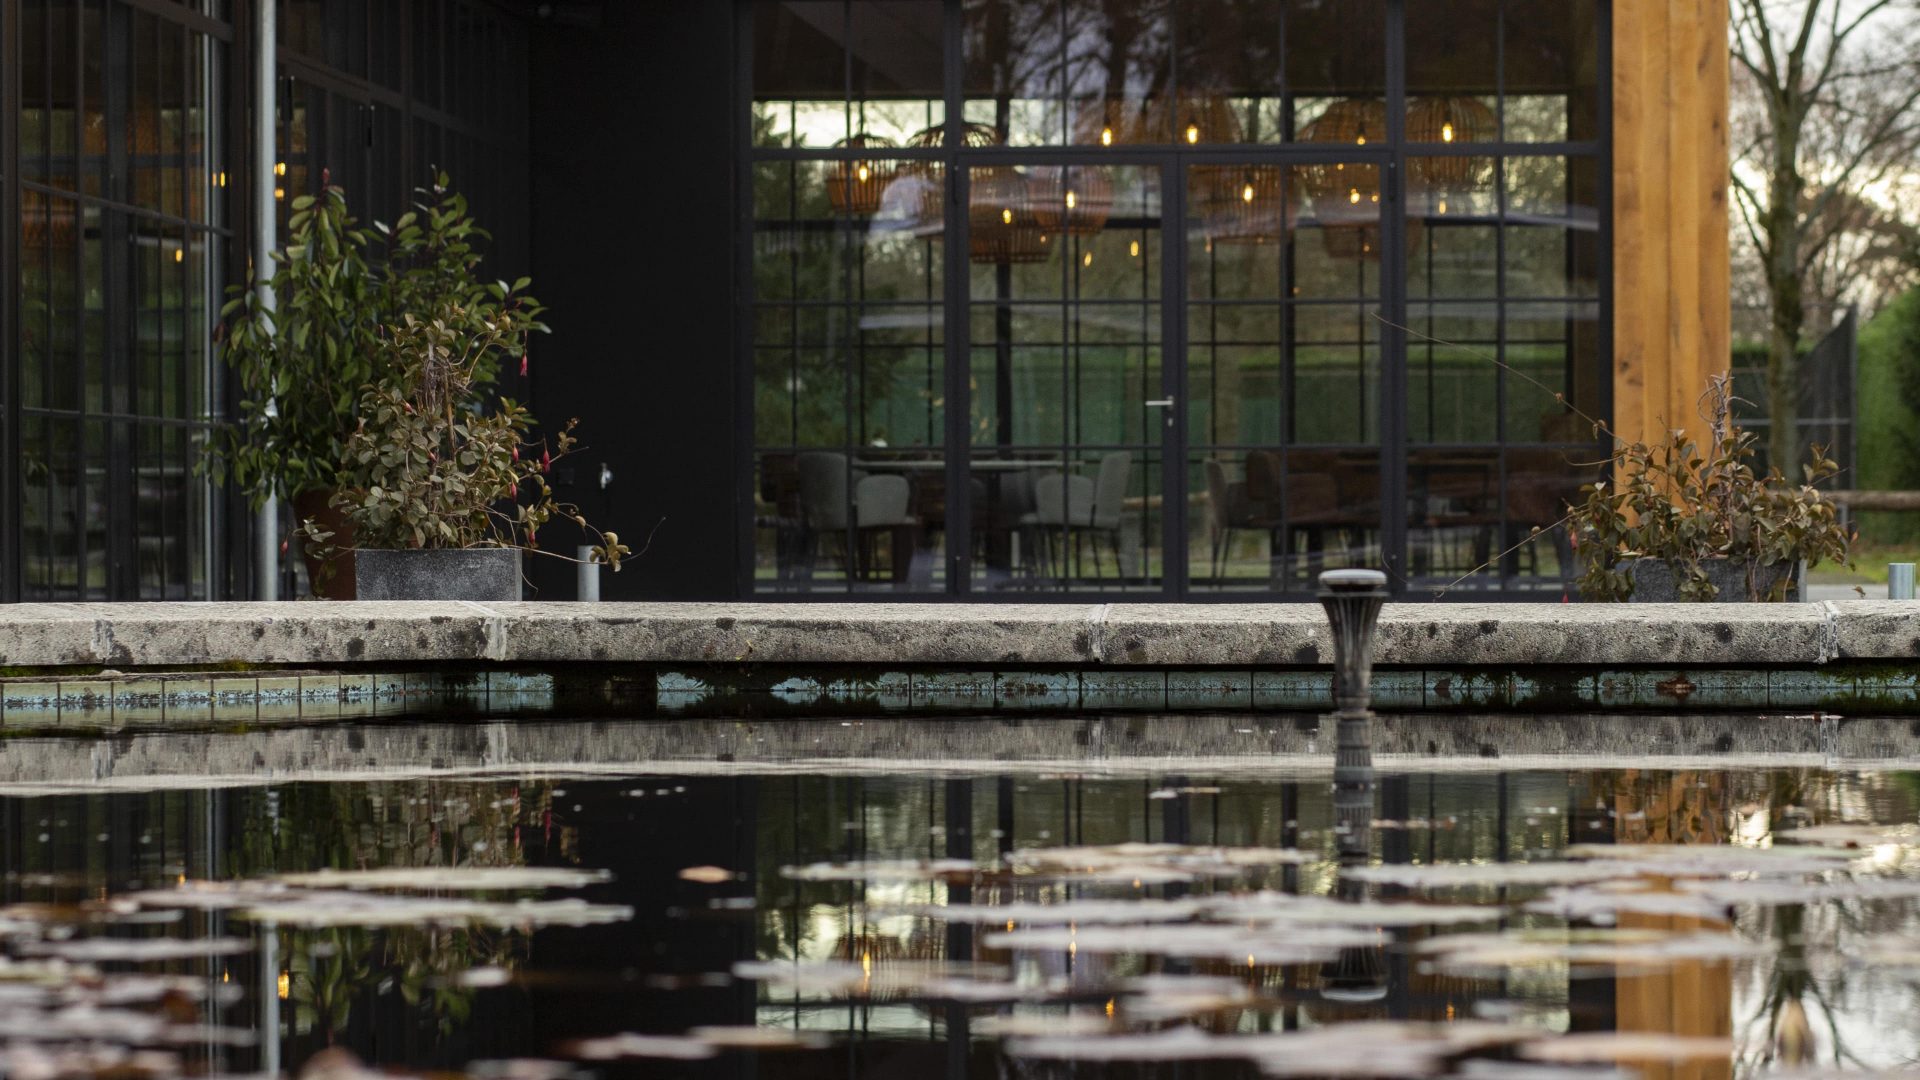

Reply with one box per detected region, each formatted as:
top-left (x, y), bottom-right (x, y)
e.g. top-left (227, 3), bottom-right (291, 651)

top-left (211, 179), bottom-right (381, 505)
top-left (211, 172), bottom-right (533, 506)
top-left (1568, 375), bottom-right (1852, 601)
top-left (301, 305), bottom-right (627, 569)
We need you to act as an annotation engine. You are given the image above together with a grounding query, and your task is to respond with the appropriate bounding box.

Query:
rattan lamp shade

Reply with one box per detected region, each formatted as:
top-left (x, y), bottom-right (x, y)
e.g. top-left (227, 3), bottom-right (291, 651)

top-left (1406, 96), bottom-right (1496, 188)
top-left (1295, 99), bottom-right (1414, 261)
top-left (1193, 163), bottom-right (1289, 244)
top-left (827, 134), bottom-right (897, 216)
top-left (899, 122), bottom-right (1001, 232)
top-left (1029, 165), bottom-right (1114, 236)
top-left (969, 165), bottom-right (1050, 264)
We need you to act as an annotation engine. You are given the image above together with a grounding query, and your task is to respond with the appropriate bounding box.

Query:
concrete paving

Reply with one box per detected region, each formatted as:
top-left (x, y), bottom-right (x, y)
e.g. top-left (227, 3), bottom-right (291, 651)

top-left (0, 599), bottom-right (1915, 669)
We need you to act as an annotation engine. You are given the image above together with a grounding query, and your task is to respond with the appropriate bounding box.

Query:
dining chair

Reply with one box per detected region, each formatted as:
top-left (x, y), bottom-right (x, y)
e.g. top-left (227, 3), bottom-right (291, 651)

top-left (1204, 458), bottom-right (1255, 583)
top-left (796, 452), bottom-right (918, 582)
top-left (1019, 451), bottom-right (1132, 582)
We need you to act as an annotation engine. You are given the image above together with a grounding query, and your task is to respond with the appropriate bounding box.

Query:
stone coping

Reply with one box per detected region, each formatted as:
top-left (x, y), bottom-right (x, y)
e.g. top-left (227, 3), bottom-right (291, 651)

top-left (0, 599), bottom-right (1911, 669)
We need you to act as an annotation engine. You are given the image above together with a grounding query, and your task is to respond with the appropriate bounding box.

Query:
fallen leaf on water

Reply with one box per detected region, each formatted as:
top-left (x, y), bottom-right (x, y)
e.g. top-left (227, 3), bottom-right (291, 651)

top-left (678, 866), bottom-right (737, 884)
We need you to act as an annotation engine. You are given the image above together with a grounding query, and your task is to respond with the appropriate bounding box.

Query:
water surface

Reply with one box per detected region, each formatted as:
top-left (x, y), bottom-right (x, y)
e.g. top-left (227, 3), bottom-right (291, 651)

top-left (2, 715), bottom-right (1917, 1079)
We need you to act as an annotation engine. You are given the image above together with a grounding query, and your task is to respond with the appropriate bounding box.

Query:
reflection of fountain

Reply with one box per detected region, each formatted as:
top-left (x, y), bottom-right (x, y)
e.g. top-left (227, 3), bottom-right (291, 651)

top-left (1320, 568), bottom-right (1388, 862)
top-left (1318, 569), bottom-right (1391, 1004)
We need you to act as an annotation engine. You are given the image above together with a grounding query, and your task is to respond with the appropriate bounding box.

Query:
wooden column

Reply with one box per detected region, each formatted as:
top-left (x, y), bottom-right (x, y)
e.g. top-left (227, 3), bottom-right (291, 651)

top-left (1611, 0), bottom-right (1731, 446)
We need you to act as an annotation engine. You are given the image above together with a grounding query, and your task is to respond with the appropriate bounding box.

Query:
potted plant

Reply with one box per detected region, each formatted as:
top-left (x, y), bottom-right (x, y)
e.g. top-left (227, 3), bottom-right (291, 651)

top-left (1568, 376), bottom-right (1851, 601)
top-left (301, 305), bottom-right (627, 601)
top-left (212, 173), bottom-right (525, 597)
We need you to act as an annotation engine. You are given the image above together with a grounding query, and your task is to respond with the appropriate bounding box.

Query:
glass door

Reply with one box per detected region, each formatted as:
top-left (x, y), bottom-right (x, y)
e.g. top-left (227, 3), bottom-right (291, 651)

top-left (962, 162), bottom-right (1175, 594)
top-left (1183, 155), bottom-right (1390, 595)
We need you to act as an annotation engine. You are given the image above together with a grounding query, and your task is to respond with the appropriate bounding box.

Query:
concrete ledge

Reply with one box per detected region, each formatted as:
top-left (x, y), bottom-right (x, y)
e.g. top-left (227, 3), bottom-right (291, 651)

top-left (0, 600), bottom-right (1912, 669)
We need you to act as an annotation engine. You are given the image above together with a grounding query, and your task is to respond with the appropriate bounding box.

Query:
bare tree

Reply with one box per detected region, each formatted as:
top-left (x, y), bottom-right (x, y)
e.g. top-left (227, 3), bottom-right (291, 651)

top-left (1729, 0), bottom-right (1920, 479)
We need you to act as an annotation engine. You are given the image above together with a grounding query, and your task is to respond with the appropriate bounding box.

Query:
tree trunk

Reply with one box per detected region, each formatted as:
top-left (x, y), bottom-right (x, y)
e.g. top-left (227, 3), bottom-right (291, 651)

top-left (1763, 129), bottom-right (1805, 482)
top-left (1765, 258), bottom-right (1804, 481)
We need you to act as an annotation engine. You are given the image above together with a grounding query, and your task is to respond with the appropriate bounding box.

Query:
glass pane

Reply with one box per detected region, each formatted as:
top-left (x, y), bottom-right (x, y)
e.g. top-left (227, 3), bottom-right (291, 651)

top-left (1406, 0), bottom-right (1498, 145)
top-left (964, 0), bottom-right (1055, 145)
top-left (1408, 447), bottom-right (1500, 588)
top-left (1503, 446), bottom-right (1595, 593)
top-left (754, 451), bottom-right (949, 594)
top-left (1408, 154), bottom-right (1498, 300)
top-left (968, 165), bottom-right (1162, 592)
top-left (1407, 303), bottom-right (1498, 445)
top-left (1504, 0), bottom-right (1600, 141)
top-left (1190, 447), bottom-right (1383, 592)
top-left (1504, 155), bottom-right (1600, 298)
top-left (1506, 300), bottom-right (1604, 443)
top-left (1063, 0), bottom-right (1173, 146)
top-left (754, 1), bottom-right (849, 147)
top-left (1287, 0), bottom-right (1385, 103)
top-left (1178, 0), bottom-right (1283, 143)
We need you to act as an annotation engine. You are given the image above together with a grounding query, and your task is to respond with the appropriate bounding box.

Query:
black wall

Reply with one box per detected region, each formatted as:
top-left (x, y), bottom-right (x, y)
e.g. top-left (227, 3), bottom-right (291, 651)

top-left (524, 3), bottom-right (739, 601)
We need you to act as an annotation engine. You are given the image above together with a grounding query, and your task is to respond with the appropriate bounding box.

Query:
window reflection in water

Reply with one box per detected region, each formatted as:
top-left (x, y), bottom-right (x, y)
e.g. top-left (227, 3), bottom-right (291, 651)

top-left (6, 733), bottom-right (1920, 1074)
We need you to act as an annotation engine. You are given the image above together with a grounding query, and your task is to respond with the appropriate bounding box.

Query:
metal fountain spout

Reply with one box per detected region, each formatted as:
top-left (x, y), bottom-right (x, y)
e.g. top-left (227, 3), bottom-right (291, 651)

top-left (1316, 568), bottom-right (1391, 1003)
top-left (1318, 568), bottom-right (1388, 863)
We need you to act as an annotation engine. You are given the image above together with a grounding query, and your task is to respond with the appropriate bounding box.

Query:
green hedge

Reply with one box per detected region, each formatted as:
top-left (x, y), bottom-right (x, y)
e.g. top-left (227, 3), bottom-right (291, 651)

top-left (1856, 288), bottom-right (1920, 545)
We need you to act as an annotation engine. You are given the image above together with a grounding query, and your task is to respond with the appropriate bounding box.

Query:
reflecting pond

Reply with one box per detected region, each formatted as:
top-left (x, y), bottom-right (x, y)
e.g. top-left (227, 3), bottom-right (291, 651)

top-left (1, 715), bottom-right (1919, 1079)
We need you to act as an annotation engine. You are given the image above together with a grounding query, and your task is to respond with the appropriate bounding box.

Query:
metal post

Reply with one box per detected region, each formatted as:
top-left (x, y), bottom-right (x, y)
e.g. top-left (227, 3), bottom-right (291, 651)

top-left (576, 546), bottom-right (600, 602)
top-left (1890, 563), bottom-right (1915, 601)
top-left (1317, 567), bottom-right (1390, 1004)
top-left (251, 0), bottom-right (279, 600)
top-left (1319, 568), bottom-right (1388, 862)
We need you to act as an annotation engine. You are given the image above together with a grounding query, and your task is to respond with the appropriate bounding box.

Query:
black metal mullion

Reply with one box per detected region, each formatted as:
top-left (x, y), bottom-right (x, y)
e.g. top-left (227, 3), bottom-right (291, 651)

top-left (1493, 0), bottom-right (1510, 589)
top-left (1379, 0), bottom-right (1408, 594)
top-left (0, 0), bottom-right (19, 601)
top-left (1161, 158), bottom-right (1185, 599)
top-left (734, 0), bottom-right (757, 598)
top-left (943, 0), bottom-right (970, 597)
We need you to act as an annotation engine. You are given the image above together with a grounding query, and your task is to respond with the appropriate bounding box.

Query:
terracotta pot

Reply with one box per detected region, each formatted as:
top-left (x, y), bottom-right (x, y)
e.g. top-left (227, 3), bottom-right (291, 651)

top-left (292, 489), bottom-right (357, 599)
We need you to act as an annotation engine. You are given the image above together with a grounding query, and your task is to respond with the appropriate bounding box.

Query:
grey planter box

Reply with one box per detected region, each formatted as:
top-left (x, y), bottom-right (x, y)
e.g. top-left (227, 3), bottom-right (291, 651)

top-left (1625, 557), bottom-right (1801, 602)
top-left (354, 548), bottom-right (522, 602)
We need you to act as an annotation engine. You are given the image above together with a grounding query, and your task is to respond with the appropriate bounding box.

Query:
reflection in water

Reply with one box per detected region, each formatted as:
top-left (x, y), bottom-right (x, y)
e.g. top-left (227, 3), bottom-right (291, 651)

top-left (0, 724), bottom-right (1917, 1077)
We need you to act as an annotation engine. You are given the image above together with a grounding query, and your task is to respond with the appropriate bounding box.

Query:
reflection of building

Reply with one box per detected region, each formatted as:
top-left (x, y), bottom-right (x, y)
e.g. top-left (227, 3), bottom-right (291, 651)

top-left (0, 0), bottom-right (1727, 601)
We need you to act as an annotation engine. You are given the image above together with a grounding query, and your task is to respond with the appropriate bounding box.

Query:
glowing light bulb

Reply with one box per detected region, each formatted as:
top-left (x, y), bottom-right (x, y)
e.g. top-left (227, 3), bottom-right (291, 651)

top-left (1002, 208), bottom-right (1013, 225)
top-left (1441, 121), bottom-right (1455, 143)
top-left (856, 164), bottom-right (870, 182)
top-left (273, 187), bottom-right (285, 200)
top-left (1242, 183), bottom-right (1255, 202)
top-left (1129, 240), bottom-right (1140, 257)
top-left (1356, 134), bottom-right (1367, 145)
top-left (172, 248), bottom-right (183, 264)
top-left (1065, 190), bottom-right (1077, 210)
top-left (1101, 126), bottom-right (1114, 146)
top-left (1185, 123), bottom-right (1199, 144)
top-left (1349, 188), bottom-right (1360, 204)
top-left (1082, 251), bottom-right (1093, 267)
top-left (273, 161), bottom-right (286, 177)
top-left (1370, 192), bottom-right (1379, 203)
top-left (276, 973), bottom-right (289, 999)
top-left (1438, 198), bottom-right (1448, 214)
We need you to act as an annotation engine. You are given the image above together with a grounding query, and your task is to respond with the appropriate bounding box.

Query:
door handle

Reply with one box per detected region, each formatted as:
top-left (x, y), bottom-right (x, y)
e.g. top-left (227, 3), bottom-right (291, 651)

top-left (1144, 397), bottom-right (1176, 408)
